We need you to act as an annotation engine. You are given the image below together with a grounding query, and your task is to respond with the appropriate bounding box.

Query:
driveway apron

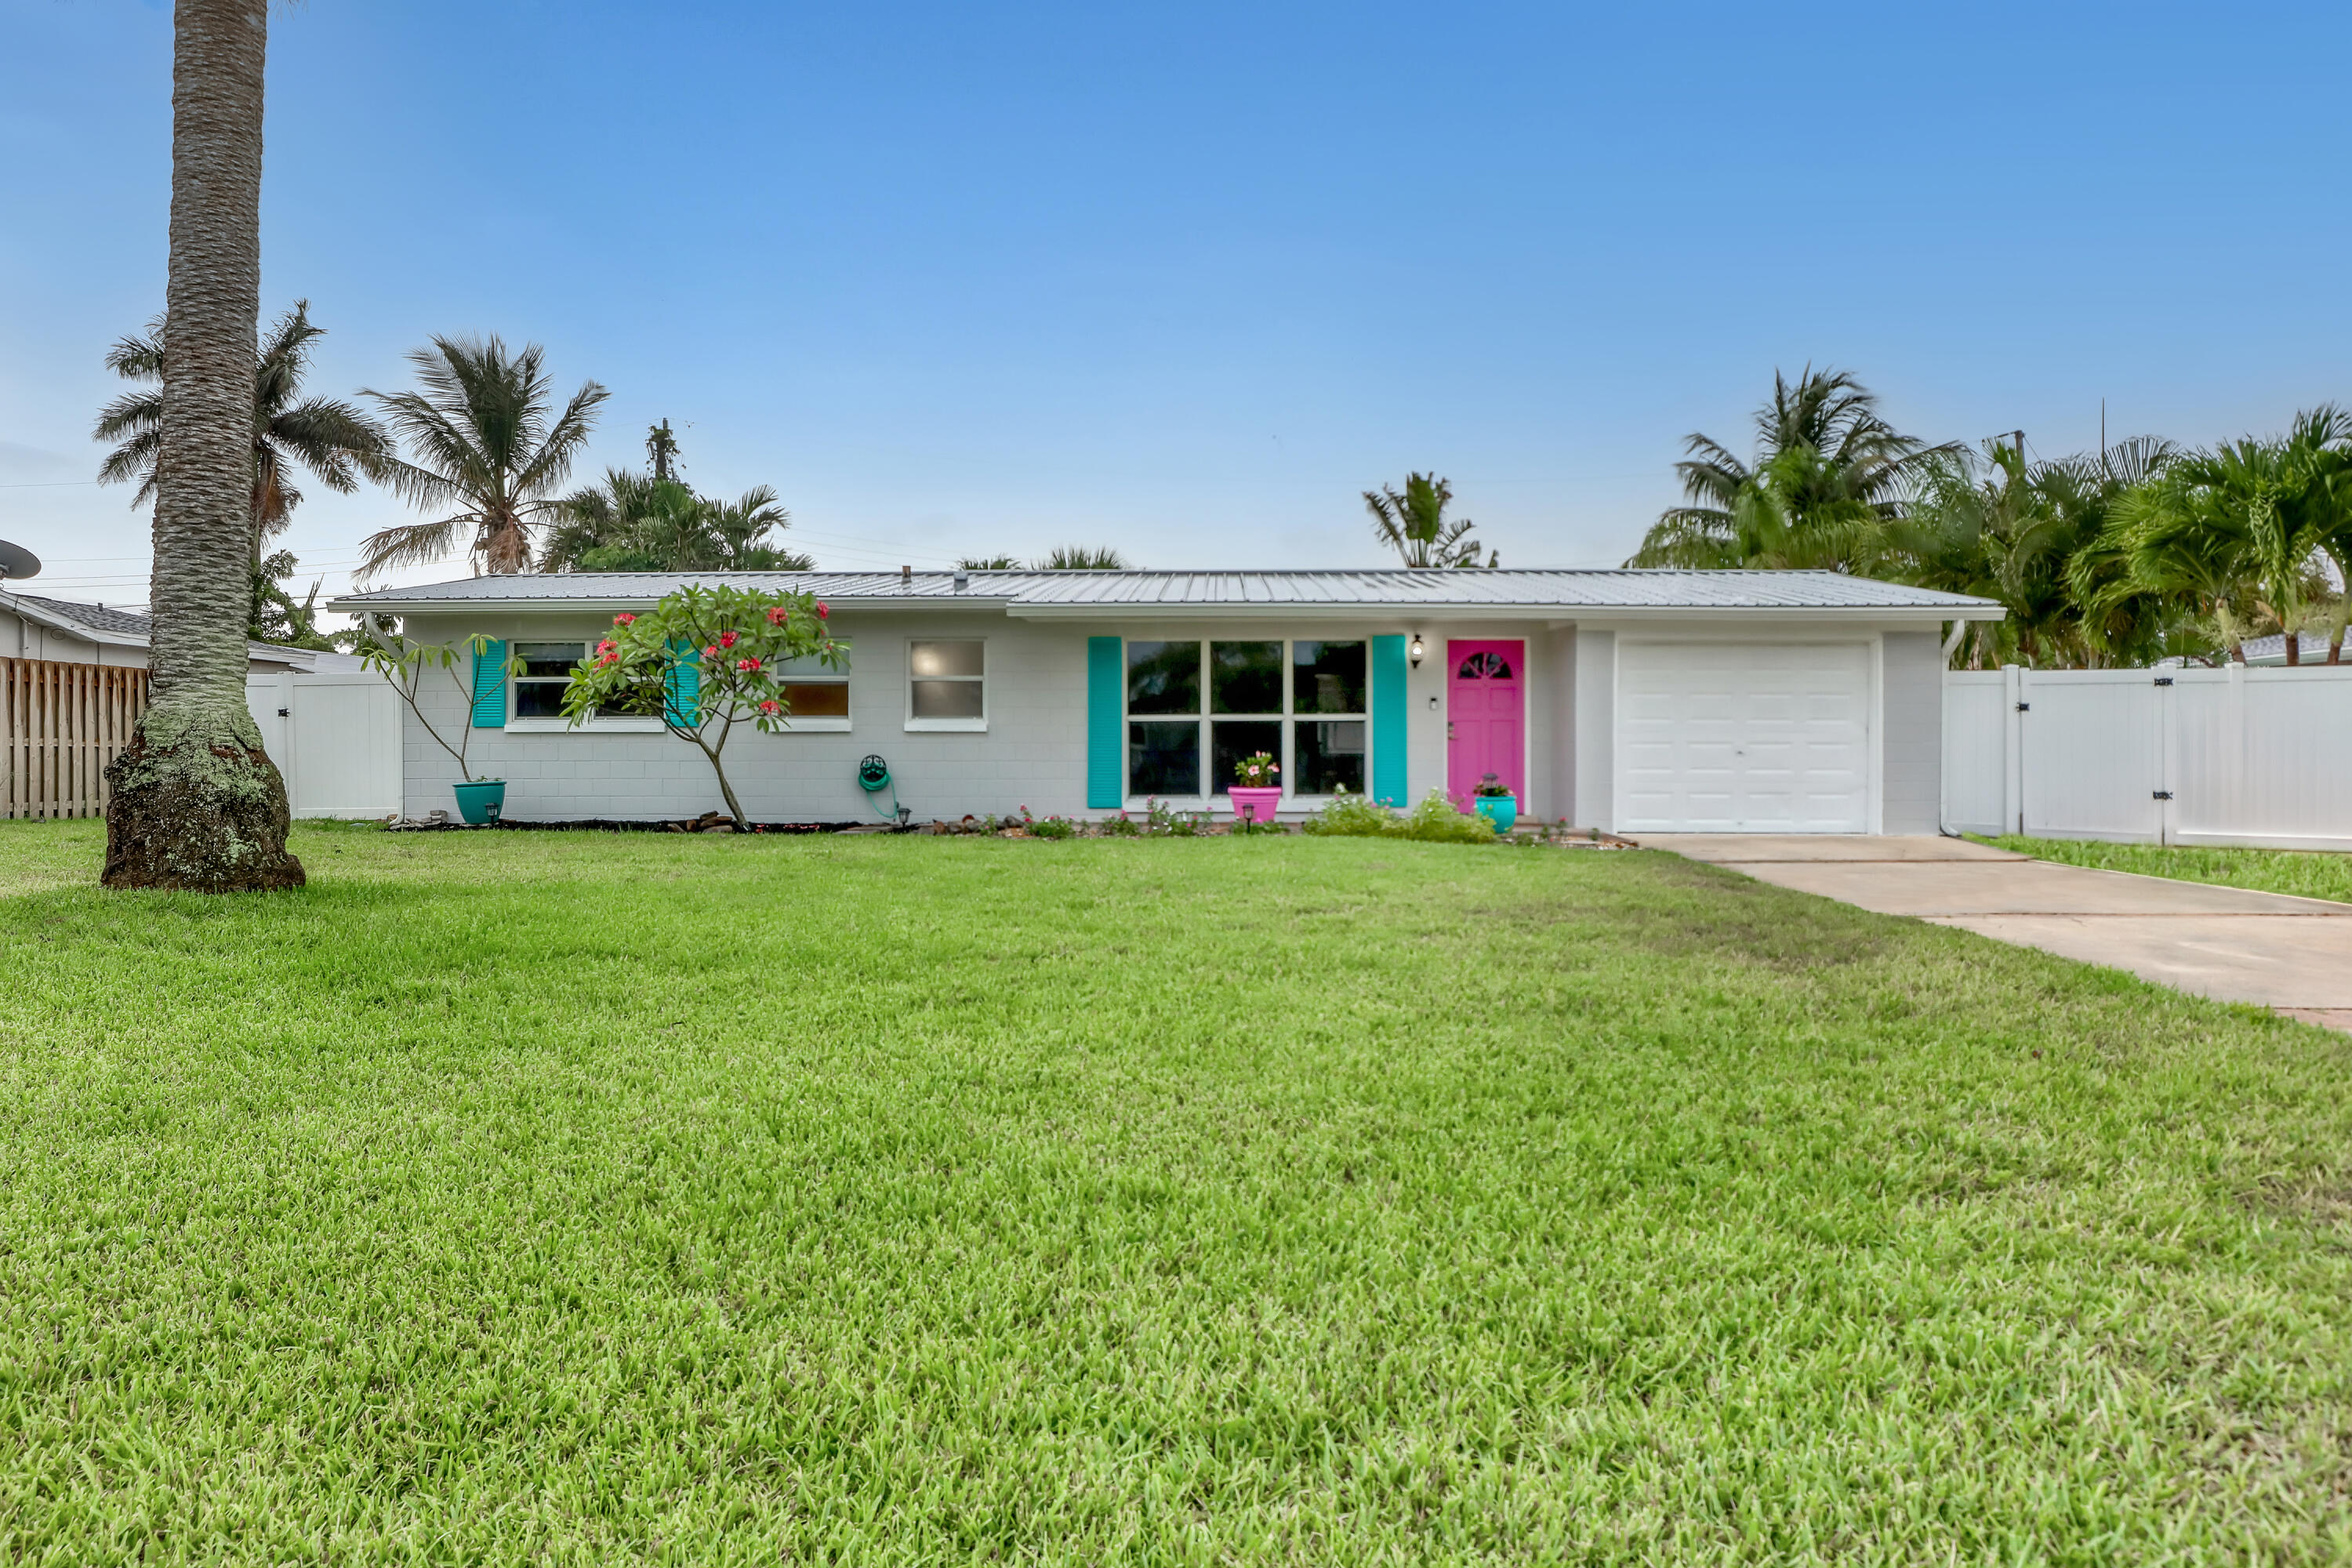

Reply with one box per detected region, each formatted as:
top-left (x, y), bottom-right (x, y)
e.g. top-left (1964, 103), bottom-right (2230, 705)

top-left (1636, 834), bottom-right (2352, 1032)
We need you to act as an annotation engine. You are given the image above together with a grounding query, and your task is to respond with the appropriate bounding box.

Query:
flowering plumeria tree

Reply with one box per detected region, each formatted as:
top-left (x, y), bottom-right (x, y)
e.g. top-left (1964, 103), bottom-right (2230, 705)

top-left (560, 583), bottom-right (848, 829)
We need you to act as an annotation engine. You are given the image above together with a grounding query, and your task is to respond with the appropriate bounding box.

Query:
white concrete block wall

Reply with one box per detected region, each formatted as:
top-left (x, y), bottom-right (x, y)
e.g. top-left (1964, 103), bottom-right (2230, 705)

top-left (394, 609), bottom-right (1578, 822)
top-left (1878, 631), bottom-right (1943, 834)
top-left (1544, 629), bottom-right (1577, 825)
top-left (383, 602), bottom-right (1964, 832)
top-left (400, 609), bottom-right (1087, 822)
top-left (1573, 628), bottom-right (1616, 830)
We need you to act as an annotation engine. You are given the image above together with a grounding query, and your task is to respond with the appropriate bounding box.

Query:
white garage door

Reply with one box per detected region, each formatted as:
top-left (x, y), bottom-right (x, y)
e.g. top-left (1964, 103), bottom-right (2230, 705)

top-left (1617, 641), bottom-right (1872, 833)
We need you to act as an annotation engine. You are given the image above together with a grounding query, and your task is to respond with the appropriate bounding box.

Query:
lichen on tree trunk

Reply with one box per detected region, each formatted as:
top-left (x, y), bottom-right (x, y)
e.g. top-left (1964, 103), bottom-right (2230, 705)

top-left (103, 0), bottom-right (303, 892)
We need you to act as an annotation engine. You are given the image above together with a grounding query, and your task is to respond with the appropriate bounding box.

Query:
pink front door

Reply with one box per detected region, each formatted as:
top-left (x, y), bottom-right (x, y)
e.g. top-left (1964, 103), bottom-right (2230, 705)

top-left (1447, 639), bottom-right (1525, 806)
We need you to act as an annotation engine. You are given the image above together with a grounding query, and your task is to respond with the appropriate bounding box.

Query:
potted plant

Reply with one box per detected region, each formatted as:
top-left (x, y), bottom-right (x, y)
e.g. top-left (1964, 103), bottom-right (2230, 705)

top-left (1472, 772), bottom-right (1517, 834)
top-left (358, 615), bottom-right (521, 825)
top-left (1228, 751), bottom-right (1283, 826)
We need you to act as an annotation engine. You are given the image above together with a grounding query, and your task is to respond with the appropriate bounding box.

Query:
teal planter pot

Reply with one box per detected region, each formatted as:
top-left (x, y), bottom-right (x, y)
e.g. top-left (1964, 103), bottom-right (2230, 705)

top-left (452, 780), bottom-right (506, 826)
top-left (1474, 794), bottom-right (1518, 834)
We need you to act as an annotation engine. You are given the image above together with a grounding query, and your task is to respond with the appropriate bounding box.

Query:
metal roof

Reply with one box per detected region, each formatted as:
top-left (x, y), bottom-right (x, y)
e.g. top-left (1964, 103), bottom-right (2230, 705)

top-left (335, 568), bottom-right (2001, 615)
top-left (1, 590), bottom-right (343, 666)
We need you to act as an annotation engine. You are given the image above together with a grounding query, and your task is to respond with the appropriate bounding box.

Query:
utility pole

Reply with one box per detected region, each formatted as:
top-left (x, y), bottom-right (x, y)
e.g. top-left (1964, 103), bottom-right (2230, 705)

top-left (647, 419), bottom-right (679, 482)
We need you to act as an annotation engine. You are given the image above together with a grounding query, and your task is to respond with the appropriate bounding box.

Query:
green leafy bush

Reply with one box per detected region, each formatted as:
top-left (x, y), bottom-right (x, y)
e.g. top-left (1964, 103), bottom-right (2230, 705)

top-left (1301, 788), bottom-right (1400, 838)
top-left (1396, 788), bottom-right (1501, 842)
top-left (1303, 787), bottom-right (1495, 844)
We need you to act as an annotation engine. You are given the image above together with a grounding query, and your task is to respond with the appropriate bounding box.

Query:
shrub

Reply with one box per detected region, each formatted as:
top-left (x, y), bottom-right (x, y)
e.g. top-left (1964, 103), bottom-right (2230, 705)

top-left (1395, 788), bottom-right (1501, 843)
top-left (1029, 815), bottom-right (1080, 840)
top-left (1301, 787), bottom-right (1399, 838)
top-left (1301, 786), bottom-right (1495, 844)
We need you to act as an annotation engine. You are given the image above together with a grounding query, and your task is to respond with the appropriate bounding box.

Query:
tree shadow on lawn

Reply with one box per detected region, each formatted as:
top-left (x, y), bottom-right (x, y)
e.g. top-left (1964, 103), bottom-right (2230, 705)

top-left (1486, 849), bottom-right (1895, 972)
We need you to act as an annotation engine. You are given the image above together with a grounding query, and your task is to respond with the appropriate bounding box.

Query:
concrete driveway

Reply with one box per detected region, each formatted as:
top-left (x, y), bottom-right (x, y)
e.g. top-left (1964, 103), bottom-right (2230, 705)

top-left (1638, 834), bottom-right (2352, 1031)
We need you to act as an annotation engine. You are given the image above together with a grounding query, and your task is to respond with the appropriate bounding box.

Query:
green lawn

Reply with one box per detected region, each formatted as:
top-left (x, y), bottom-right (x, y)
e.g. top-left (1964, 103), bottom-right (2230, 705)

top-left (5, 822), bottom-right (2351, 1564)
top-left (1983, 833), bottom-right (2352, 906)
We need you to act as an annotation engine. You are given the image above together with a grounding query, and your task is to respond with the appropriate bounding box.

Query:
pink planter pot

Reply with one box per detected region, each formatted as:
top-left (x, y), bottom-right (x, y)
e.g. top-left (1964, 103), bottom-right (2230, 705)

top-left (1228, 786), bottom-right (1283, 824)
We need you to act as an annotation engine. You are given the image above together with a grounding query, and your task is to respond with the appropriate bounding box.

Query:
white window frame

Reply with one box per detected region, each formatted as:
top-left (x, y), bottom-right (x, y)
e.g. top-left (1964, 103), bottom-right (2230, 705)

top-left (1120, 637), bottom-right (1370, 806)
top-left (905, 637), bottom-right (988, 732)
top-left (506, 639), bottom-right (668, 733)
top-left (772, 678), bottom-right (853, 733)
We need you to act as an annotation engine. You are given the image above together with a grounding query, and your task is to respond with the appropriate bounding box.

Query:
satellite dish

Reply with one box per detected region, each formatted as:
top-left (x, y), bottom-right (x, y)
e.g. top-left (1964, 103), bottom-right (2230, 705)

top-left (0, 539), bottom-right (38, 583)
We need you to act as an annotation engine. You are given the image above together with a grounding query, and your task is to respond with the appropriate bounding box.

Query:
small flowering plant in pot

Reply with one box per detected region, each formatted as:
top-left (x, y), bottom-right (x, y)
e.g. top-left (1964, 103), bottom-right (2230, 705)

top-left (560, 583), bottom-right (848, 829)
top-left (1227, 750), bottom-right (1283, 826)
top-left (1472, 771), bottom-right (1518, 834)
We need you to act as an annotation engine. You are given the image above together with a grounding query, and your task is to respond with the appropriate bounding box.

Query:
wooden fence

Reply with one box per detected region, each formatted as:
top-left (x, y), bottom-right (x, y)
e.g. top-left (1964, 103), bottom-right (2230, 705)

top-left (2, 657), bottom-right (150, 820)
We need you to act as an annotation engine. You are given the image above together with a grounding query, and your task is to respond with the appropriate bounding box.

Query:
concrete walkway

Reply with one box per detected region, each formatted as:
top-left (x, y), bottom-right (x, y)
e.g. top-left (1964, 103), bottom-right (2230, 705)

top-left (1638, 834), bottom-right (2352, 1031)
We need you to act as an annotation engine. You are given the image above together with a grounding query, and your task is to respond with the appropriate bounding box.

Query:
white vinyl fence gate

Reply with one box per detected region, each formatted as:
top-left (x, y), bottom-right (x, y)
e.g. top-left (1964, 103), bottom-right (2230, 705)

top-left (246, 671), bottom-right (404, 818)
top-left (1944, 664), bottom-right (2352, 851)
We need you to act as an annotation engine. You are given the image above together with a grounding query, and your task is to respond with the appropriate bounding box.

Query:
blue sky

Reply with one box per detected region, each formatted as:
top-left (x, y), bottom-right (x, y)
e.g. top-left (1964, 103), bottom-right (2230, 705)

top-left (3, 1), bottom-right (2350, 603)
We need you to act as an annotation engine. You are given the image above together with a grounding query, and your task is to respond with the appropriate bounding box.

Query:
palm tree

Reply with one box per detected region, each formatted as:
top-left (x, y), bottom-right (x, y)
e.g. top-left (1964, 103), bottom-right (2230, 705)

top-left (1891, 437), bottom-right (2184, 668)
top-left (2101, 409), bottom-right (2352, 664)
top-left (1363, 473), bottom-right (1494, 567)
top-left (357, 336), bottom-right (607, 579)
top-left (1627, 367), bottom-right (1944, 570)
top-left (97, 301), bottom-right (390, 642)
top-left (1036, 545), bottom-right (1129, 569)
top-left (96, 301), bottom-right (390, 566)
top-left (102, 0), bottom-right (305, 891)
top-left (541, 425), bottom-right (811, 572)
top-left (956, 554), bottom-right (1022, 570)
top-left (705, 486), bottom-right (811, 570)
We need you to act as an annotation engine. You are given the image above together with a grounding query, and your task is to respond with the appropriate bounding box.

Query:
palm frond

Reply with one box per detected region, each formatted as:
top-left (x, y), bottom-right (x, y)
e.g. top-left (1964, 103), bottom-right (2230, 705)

top-left (356, 517), bottom-right (465, 581)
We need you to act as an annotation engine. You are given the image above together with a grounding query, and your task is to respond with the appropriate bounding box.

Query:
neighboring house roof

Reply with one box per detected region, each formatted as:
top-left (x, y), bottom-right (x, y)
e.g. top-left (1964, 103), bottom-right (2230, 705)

top-left (334, 568), bottom-right (2005, 620)
top-left (2237, 631), bottom-right (2343, 666)
top-left (1, 589), bottom-right (355, 670)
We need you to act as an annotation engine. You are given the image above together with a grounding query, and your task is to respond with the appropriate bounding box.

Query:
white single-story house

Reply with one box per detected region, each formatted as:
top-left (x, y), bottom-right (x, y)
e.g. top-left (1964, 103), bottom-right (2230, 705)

top-left (329, 568), bottom-right (2004, 833)
top-left (1, 588), bottom-right (357, 675)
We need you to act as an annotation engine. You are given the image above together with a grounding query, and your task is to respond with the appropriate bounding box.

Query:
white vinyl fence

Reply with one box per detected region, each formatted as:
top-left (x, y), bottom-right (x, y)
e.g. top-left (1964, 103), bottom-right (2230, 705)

top-left (1944, 664), bottom-right (2352, 851)
top-left (246, 670), bottom-right (404, 818)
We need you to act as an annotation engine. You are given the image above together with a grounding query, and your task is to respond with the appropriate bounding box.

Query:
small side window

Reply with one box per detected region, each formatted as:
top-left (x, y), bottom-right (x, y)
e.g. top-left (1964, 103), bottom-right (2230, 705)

top-left (908, 641), bottom-right (985, 728)
top-left (512, 641), bottom-right (583, 719)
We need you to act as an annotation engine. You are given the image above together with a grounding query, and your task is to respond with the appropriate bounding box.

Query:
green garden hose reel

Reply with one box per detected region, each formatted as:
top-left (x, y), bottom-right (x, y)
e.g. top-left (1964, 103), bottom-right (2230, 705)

top-left (857, 754), bottom-right (909, 825)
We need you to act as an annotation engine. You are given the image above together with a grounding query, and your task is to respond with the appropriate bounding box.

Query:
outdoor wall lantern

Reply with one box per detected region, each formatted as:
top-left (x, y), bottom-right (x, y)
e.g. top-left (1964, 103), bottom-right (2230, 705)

top-left (1408, 633), bottom-right (1425, 668)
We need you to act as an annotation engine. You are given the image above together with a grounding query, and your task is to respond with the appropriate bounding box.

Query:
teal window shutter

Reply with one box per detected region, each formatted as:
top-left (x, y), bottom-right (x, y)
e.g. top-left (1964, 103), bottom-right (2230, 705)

top-left (1086, 637), bottom-right (1123, 808)
top-left (663, 639), bottom-right (701, 727)
top-left (470, 638), bottom-right (508, 728)
top-left (1370, 634), bottom-right (1407, 804)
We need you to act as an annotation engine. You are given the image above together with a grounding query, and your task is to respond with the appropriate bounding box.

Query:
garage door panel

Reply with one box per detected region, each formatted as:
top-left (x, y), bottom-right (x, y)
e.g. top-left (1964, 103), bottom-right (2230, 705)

top-left (1615, 641), bottom-right (1872, 833)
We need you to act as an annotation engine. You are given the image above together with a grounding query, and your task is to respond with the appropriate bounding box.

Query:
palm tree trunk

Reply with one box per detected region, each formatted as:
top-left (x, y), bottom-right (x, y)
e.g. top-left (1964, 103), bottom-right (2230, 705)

top-left (103, 0), bottom-right (303, 891)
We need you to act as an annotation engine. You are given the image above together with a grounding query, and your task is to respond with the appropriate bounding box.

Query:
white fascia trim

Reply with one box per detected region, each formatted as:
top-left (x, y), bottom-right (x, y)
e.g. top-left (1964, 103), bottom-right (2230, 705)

top-left (327, 595), bottom-right (1018, 615)
top-left (1011, 602), bottom-right (2004, 624)
top-left (1541, 605), bottom-right (2007, 628)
